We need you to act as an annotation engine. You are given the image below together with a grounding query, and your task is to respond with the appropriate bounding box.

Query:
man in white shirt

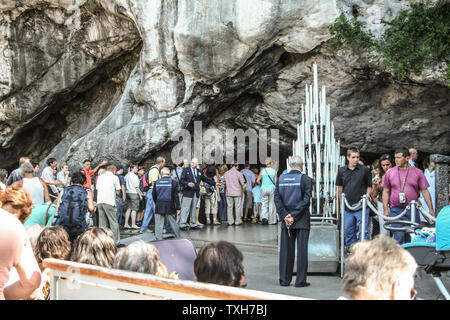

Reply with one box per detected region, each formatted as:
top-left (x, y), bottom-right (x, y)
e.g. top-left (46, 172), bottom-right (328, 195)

top-left (124, 165), bottom-right (143, 230)
top-left (96, 165), bottom-right (121, 245)
top-left (40, 157), bottom-right (60, 198)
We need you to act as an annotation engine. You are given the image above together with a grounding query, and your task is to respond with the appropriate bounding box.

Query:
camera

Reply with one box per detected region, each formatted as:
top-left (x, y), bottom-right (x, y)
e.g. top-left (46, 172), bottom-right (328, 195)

top-left (399, 192), bottom-right (406, 204)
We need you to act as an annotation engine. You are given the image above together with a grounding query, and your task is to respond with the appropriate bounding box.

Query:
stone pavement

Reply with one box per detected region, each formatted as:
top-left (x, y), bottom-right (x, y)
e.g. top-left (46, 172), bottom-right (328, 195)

top-left (119, 222), bottom-right (450, 300)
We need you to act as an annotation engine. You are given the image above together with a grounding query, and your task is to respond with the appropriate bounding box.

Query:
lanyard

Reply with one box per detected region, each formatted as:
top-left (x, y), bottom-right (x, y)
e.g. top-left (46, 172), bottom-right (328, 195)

top-left (397, 167), bottom-right (410, 192)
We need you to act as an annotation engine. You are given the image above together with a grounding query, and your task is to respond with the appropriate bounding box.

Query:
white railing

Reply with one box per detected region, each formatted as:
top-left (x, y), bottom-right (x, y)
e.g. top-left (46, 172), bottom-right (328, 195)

top-left (43, 259), bottom-right (310, 300)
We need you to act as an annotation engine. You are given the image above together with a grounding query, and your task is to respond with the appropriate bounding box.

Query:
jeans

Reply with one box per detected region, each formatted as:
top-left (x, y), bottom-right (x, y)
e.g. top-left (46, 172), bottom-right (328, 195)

top-left (218, 192), bottom-right (227, 222)
top-left (390, 206), bottom-right (412, 245)
top-left (344, 206), bottom-right (370, 247)
top-left (140, 189), bottom-right (155, 232)
top-left (116, 195), bottom-right (123, 227)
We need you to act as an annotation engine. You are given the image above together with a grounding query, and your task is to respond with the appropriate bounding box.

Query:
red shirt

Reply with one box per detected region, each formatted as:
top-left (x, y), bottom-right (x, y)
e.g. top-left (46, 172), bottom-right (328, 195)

top-left (81, 168), bottom-right (97, 189)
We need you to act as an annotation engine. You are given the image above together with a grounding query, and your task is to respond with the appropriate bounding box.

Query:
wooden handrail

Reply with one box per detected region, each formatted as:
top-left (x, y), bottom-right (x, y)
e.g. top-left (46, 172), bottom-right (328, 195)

top-left (43, 258), bottom-right (308, 300)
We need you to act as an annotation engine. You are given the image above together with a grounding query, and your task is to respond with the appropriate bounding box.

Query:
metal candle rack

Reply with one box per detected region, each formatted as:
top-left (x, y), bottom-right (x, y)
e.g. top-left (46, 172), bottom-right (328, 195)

top-left (290, 63), bottom-right (345, 221)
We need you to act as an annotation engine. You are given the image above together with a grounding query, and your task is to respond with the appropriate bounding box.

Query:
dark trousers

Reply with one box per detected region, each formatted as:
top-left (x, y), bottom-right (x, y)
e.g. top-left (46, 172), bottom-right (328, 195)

top-left (279, 228), bottom-right (309, 286)
top-left (218, 192), bottom-right (227, 222)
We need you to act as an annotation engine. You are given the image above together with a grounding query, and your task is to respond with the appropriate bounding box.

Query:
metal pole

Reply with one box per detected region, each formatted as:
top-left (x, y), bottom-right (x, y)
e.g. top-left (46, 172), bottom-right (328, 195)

top-left (361, 195), bottom-right (367, 242)
top-left (433, 277), bottom-right (450, 300)
top-left (340, 193), bottom-right (345, 278)
top-left (410, 200), bottom-right (416, 224)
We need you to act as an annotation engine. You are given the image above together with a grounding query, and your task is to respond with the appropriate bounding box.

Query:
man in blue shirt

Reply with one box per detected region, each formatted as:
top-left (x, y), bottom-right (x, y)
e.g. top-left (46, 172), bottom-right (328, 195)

top-left (274, 156), bottom-right (313, 287)
top-left (240, 163), bottom-right (256, 222)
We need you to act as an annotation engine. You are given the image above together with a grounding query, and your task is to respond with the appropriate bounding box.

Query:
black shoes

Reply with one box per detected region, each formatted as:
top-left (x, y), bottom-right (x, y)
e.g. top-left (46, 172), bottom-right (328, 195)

top-left (295, 282), bottom-right (310, 288)
top-left (262, 218), bottom-right (268, 225)
top-left (180, 226), bottom-right (189, 231)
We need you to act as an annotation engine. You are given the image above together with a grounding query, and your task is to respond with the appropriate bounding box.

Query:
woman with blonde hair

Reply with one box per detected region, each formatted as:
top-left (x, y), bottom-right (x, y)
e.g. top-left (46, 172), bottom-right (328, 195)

top-left (30, 226), bottom-right (71, 300)
top-left (0, 185), bottom-right (34, 224)
top-left (70, 227), bottom-right (117, 268)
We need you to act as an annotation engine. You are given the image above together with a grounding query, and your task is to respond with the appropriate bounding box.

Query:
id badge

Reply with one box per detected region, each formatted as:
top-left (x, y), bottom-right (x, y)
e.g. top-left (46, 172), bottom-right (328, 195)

top-left (399, 192), bottom-right (406, 204)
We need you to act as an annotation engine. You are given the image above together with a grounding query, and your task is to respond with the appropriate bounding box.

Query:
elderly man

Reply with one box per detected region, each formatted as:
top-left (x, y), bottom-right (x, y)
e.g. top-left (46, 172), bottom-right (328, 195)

top-left (274, 156), bottom-right (313, 288)
top-left (342, 235), bottom-right (417, 300)
top-left (408, 148), bottom-right (418, 168)
top-left (179, 158), bottom-right (217, 231)
top-left (6, 157), bottom-right (30, 186)
top-left (152, 167), bottom-right (181, 240)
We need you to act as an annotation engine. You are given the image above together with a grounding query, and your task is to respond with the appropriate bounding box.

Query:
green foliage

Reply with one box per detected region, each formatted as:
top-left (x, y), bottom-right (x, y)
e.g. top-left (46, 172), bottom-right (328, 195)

top-left (328, 14), bottom-right (377, 54)
top-left (328, 1), bottom-right (450, 82)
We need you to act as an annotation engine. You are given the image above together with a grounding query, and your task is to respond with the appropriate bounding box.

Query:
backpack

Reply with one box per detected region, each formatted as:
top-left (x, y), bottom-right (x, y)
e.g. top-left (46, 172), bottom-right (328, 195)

top-left (53, 185), bottom-right (88, 241)
top-left (142, 165), bottom-right (159, 192)
top-left (203, 178), bottom-right (216, 197)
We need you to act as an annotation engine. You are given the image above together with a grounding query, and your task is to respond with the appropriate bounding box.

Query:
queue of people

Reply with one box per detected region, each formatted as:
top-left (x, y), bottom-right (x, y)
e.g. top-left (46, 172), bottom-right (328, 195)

top-left (0, 146), bottom-right (445, 300)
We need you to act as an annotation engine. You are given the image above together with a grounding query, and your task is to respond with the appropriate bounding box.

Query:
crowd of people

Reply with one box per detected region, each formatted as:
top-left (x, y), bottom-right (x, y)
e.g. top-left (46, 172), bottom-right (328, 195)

top-left (0, 145), bottom-right (445, 300)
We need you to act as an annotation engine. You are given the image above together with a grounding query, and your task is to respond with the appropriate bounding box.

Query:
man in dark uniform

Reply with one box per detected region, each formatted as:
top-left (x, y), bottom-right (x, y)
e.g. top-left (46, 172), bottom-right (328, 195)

top-left (152, 167), bottom-right (181, 241)
top-left (274, 156), bottom-right (313, 287)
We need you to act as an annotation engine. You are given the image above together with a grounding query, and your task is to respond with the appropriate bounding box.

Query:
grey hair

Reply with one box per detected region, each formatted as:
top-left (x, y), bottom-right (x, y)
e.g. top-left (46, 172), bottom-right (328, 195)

top-left (20, 162), bottom-right (35, 175)
top-left (161, 168), bottom-right (171, 176)
top-left (289, 156), bottom-right (303, 168)
top-left (113, 241), bottom-right (160, 275)
top-left (0, 169), bottom-right (7, 181)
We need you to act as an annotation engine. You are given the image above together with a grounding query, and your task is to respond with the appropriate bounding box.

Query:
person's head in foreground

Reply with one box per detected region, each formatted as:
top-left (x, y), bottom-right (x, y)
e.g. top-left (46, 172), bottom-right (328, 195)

top-left (194, 241), bottom-right (245, 287)
top-left (34, 226), bottom-right (71, 270)
top-left (0, 186), bottom-right (33, 224)
top-left (343, 235), bottom-right (418, 300)
top-left (114, 241), bottom-right (161, 275)
top-left (70, 227), bottom-right (117, 268)
top-left (114, 241), bottom-right (178, 279)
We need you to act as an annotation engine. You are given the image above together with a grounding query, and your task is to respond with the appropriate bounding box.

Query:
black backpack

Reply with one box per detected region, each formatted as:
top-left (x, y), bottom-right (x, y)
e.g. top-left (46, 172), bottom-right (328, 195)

top-left (53, 185), bottom-right (88, 241)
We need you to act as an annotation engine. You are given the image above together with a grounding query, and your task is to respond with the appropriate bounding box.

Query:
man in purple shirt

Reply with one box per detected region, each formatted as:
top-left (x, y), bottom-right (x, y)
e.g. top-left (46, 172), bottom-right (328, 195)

top-left (223, 163), bottom-right (245, 226)
top-left (240, 163), bottom-right (256, 222)
top-left (382, 149), bottom-right (435, 244)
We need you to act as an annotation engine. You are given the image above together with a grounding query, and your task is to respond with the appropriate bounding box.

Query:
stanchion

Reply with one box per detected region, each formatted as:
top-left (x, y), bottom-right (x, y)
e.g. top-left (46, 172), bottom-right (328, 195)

top-left (361, 195), bottom-right (367, 242)
top-left (340, 193), bottom-right (345, 278)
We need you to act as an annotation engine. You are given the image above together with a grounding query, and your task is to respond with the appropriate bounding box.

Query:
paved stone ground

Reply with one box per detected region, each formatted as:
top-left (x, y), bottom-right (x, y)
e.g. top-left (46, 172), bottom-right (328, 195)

top-left (119, 222), bottom-right (450, 300)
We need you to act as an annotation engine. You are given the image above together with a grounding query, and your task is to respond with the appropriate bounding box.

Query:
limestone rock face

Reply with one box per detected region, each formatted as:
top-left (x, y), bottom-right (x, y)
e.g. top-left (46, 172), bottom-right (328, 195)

top-left (0, 0), bottom-right (448, 170)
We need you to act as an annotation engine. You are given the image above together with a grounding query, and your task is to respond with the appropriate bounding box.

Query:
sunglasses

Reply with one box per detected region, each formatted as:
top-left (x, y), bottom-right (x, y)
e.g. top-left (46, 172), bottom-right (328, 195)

top-left (380, 155), bottom-right (391, 160)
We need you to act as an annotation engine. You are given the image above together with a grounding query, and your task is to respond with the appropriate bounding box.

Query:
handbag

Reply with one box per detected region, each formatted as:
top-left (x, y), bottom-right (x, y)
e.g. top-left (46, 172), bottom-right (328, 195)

top-left (199, 185), bottom-right (207, 196)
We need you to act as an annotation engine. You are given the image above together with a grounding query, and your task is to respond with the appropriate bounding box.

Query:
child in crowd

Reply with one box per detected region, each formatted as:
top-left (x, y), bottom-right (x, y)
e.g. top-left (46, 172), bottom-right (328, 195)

top-left (252, 168), bottom-right (262, 223)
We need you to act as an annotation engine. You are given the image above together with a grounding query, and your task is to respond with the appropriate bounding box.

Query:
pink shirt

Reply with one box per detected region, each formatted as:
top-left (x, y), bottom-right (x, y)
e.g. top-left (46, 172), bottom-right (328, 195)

top-left (223, 168), bottom-right (245, 197)
top-left (0, 208), bottom-right (27, 299)
top-left (382, 166), bottom-right (429, 208)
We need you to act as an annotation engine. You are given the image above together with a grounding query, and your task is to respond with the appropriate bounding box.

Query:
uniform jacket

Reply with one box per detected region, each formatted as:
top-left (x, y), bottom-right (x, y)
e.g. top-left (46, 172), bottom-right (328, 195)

top-left (152, 176), bottom-right (181, 215)
top-left (274, 169), bottom-right (313, 230)
top-left (180, 167), bottom-right (216, 198)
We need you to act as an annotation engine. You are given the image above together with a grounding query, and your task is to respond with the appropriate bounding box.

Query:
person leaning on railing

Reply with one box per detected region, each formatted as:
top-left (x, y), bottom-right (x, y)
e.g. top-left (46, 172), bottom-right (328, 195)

top-left (381, 149), bottom-right (435, 245)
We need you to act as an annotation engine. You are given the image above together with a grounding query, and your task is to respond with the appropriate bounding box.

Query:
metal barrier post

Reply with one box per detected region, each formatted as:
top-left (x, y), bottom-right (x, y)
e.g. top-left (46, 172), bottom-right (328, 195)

top-left (340, 193), bottom-right (345, 278)
top-left (410, 200), bottom-right (416, 224)
top-left (361, 195), bottom-right (367, 242)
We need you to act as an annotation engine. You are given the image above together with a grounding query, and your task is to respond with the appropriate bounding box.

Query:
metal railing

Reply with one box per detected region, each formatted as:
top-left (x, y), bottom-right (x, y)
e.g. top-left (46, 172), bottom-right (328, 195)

top-left (339, 193), bottom-right (436, 278)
